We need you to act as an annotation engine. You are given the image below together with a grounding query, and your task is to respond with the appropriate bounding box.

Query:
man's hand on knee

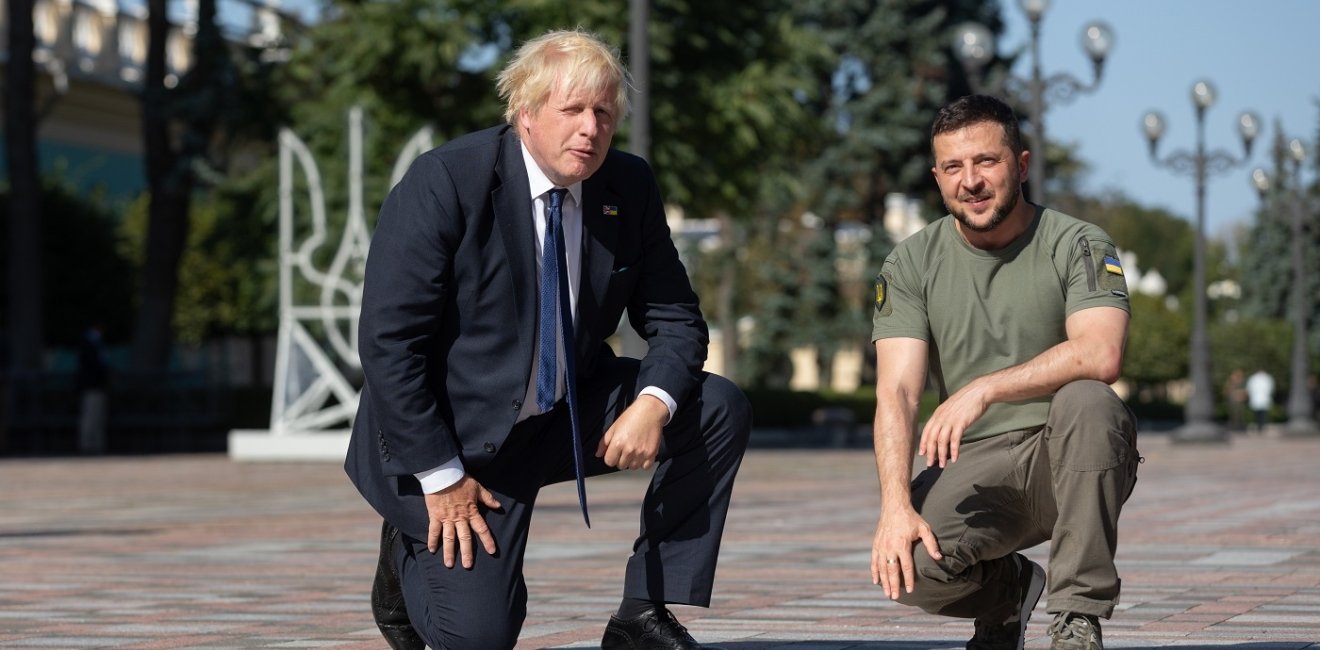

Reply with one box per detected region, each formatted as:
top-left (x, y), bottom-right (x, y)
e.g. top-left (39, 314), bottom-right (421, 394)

top-left (424, 476), bottom-right (502, 569)
top-left (596, 396), bottom-right (667, 470)
top-left (872, 507), bottom-right (943, 600)
top-left (919, 381), bottom-right (990, 468)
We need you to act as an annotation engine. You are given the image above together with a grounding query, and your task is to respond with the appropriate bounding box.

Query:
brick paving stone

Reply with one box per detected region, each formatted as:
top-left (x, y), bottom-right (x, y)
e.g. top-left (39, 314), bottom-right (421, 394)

top-left (2, 434), bottom-right (1320, 647)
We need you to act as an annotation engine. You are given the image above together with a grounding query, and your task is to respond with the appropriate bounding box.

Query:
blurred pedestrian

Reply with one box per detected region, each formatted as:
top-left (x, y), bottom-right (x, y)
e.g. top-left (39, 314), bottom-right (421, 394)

top-left (869, 95), bottom-right (1137, 650)
top-left (1245, 368), bottom-right (1274, 434)
top-left (76, 324), bottom-right (109, 454)
top-left (1223, 368), bottom-right (1247, 432)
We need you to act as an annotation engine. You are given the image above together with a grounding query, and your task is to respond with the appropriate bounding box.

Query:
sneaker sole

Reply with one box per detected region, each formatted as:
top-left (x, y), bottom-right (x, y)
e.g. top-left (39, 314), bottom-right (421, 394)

top-left (1016, 560), bottom-right (1046, 650)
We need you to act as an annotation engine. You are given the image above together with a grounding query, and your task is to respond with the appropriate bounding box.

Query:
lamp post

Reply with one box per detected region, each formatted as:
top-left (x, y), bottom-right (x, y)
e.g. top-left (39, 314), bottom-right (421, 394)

top-left (952, 0), bottom-right (1113, 204)
top-left (1250, 137), bottom-right (1317, 436)
top-left (1142, 80), bottom-right (1261, 443)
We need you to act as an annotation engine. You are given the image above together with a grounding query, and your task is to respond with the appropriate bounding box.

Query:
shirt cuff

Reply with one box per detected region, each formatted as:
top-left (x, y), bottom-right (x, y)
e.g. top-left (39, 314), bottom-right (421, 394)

top-left (638, 386), bottom-right (677, 425)
top-left (414, 457), bottom-right (466, 494)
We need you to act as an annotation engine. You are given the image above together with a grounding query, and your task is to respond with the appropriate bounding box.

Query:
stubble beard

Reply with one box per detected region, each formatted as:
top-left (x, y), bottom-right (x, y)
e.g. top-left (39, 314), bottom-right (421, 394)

top-left (950, 187), bottom-right (1019, 234)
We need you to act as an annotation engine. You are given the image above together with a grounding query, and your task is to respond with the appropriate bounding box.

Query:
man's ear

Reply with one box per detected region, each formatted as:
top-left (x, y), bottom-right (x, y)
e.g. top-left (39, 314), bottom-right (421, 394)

top-left (518, 105), bottom-right (535, 133)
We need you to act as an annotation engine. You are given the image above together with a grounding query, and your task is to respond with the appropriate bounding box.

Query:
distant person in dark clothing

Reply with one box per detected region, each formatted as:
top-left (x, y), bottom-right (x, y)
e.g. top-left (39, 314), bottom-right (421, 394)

top-left (1223, 368), bottom-right (1247, 432)
top-left (77, 324), bottom-right (109, 454)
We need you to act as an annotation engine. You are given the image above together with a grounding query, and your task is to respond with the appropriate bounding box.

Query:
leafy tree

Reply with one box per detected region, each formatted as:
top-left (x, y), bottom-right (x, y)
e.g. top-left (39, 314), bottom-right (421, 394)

top-left (795, 0), bottom-right (1004, 225)
top-left (1239, 127), bottom-right (1320, 348)
top-left (132, 0), bottom-right (240, 370)
top-left (589, 1), bottom-right (826, 380)
top-left (1122, 293), bottom-right (1187, 401)
top-left (118, 177), bottom-right (279, 345)
top-left (272, 0), bottom-right (508, 222)
top-left (736, 218), bottom-right (799, 389)
top-left (797, 221), bottom-right (845, 381)
top-left (1209, 317), bottom-right (1293, 397)
top-left (779, 0), bottom-right (1004, 388)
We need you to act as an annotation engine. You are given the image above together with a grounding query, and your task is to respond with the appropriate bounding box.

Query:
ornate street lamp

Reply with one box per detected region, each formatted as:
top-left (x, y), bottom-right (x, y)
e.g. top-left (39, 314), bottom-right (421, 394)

top-left (1250, 137), bottom-right (1317, 437)
top-left (952, 0), bottom-right (1113, 204)
top-left (1143, 80), bottom-right (1261, 443)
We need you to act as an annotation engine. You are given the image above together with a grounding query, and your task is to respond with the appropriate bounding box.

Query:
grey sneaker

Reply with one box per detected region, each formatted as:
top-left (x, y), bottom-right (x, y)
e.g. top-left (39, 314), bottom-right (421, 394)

top-left (967, 553), bottom-right (1046, 650)
top-left (1048, 612), bottom-right (1103, 650)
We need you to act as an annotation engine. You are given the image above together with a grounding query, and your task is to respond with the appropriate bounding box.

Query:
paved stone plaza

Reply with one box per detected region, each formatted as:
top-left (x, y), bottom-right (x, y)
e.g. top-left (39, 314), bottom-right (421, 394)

top-left (1, 431), bottom-right (1318, 649)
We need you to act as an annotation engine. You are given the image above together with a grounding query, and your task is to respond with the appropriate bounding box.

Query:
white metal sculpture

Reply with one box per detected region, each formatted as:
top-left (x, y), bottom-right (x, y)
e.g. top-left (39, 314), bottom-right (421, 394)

top-left (230, 107), bottom-right (433, 460)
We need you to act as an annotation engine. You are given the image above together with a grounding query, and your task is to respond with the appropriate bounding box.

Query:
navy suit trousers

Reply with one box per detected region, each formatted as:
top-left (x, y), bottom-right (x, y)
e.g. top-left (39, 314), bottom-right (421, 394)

top-left (390, 356), bottom-right (750, 649)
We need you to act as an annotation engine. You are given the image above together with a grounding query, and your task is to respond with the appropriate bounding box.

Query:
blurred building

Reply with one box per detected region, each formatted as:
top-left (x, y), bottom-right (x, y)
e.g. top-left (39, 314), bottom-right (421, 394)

top-left (883, 192), bottom-right (927, 242)
top-left (0, 0), bottom-right (295, 201)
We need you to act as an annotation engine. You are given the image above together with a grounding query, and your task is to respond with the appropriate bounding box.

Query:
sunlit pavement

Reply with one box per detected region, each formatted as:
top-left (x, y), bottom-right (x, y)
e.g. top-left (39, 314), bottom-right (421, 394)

top-left (1, 430), bottom-right (1317, 649)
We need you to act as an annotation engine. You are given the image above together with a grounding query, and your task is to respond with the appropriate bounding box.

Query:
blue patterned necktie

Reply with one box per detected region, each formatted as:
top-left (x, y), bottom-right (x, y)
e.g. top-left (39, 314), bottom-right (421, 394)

top-left (536, 188), bottom-right (589, 526)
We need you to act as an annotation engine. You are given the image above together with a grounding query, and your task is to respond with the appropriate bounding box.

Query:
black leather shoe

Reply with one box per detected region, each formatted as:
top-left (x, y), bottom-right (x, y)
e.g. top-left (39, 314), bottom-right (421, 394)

top-left (601, 605), bottom-right (721, 650)
top-left (371, 521), bottom-right (424, 650)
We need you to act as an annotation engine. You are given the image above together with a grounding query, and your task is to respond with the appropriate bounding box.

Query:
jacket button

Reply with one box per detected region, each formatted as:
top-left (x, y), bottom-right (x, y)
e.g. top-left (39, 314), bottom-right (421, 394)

top-left (483, 442), bottom-right (497, 453)
top-left (512, 399), bottom-right (522, 410)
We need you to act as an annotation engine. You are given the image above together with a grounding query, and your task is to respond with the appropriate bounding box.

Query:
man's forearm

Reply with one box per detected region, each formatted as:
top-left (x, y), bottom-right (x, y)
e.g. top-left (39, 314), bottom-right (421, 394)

top-left (874, 394), bottom-right (918, 510)
top-left (972, 307), bottom-right (1128, 407)
top-left (975, 337), bottom-right (1122, 407)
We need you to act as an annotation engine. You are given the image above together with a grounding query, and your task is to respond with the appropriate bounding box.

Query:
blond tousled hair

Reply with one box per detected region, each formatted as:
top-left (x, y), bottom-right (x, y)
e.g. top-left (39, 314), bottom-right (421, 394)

top-left (497, 29), bottom-right (632, 125)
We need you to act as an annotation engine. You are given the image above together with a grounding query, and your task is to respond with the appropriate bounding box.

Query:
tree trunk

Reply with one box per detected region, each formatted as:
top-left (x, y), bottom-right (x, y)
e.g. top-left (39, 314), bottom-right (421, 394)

top-left (5, 0), bottom-right (44, 374)
top-left (130, 0), bottom-right (224, 371)
top-left (131, 0), bottom-right (187, 371)
top-left (816, 349), bottom-right (834, 392)
top-left (716, 212), bottom-right (739, 382)
top-left (131, 187), bottom-right (192, 371)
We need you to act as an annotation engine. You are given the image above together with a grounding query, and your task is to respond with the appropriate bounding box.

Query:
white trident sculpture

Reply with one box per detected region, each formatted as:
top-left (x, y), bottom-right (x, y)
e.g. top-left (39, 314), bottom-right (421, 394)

top-left (229, 107), bottom-right (433, 460)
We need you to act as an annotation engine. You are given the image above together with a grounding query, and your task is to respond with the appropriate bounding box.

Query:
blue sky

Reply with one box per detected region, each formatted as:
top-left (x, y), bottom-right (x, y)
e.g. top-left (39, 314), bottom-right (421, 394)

top-left (998, 0), bottom-right (1320, 239)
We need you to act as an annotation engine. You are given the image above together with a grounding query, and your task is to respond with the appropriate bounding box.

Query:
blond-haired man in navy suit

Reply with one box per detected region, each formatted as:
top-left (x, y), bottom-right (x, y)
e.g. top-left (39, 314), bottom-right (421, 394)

top-left (346, 29), bottom-right (749, 650)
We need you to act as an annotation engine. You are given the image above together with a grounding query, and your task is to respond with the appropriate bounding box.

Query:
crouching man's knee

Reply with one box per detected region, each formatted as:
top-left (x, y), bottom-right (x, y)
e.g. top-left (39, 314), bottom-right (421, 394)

top-left (892, 549), bottom-right (967, 614)
top-left (1047, 381), bottom-right (1136, 459)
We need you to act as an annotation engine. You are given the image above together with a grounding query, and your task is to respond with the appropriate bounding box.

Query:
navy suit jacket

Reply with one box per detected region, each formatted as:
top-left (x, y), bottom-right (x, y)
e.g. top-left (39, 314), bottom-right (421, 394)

top-left (346, 125), bottom-right (709, 539)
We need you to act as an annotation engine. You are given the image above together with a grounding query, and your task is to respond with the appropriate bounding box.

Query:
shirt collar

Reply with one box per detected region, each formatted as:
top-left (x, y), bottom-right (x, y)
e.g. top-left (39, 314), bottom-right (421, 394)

top-left (520, 141), bottom-right (582, 206)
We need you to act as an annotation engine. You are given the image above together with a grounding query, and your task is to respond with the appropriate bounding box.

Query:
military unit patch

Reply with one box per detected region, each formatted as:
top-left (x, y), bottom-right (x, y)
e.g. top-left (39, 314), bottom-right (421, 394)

top-left (874, 273), bottom-right (892, 317)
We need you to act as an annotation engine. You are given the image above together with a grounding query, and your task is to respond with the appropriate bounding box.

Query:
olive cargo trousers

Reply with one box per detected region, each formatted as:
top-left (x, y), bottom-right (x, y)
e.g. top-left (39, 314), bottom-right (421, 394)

top-left (896, 380), bottom-right (1140, 621)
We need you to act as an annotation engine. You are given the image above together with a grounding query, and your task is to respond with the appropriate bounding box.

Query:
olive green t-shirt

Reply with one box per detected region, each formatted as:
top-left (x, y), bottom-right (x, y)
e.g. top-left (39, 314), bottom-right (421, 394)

top-left (871, 206), bottom-right (1130, 442)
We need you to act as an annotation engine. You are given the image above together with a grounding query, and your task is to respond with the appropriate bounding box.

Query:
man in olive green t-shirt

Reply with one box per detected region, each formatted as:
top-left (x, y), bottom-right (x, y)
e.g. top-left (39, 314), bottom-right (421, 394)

top-left (869, 95), bottom-right (1139, 650)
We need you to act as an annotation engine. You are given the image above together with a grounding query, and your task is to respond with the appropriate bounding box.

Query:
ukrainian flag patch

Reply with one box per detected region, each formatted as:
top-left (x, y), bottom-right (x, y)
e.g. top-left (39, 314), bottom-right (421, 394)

top-left (1102, 255), bottom-right (1123, 276)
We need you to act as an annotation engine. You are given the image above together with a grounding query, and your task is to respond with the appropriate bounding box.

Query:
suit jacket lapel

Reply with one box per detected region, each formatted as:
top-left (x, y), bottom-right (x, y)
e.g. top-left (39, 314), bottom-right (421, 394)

top-left (579, 176), bottom-right (620, 360)
top-left (493, 129), bottom-right (537, 359)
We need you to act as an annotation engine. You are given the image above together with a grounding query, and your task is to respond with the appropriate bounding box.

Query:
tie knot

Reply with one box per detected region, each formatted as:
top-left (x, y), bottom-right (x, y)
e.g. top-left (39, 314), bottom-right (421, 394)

top-left (548, 188), bottom-right (567, 210)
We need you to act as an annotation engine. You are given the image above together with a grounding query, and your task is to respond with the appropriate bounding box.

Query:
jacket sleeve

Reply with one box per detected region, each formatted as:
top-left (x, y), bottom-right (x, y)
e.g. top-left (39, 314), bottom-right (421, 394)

top-left (358, 152), bottom-right (464, 476)
top-left (627, 162), bottom-right (710, 407)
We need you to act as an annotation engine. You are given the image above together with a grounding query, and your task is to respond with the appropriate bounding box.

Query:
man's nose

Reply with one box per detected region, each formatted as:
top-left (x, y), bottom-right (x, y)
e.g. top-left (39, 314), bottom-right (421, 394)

top-left (579, 112), bottom-right (598, 138)
top-left (960, 165), bottom-right (983, 189)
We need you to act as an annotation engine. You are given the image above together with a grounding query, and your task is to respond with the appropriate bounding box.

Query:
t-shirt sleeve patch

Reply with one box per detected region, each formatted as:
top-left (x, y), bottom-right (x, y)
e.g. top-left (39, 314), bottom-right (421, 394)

top-left (874, 272), bottom-right (892, 317)
top-left (1093, 246), bottom-right (1129, 294)
top-left (1102, 255), bottom-right (1123, 276)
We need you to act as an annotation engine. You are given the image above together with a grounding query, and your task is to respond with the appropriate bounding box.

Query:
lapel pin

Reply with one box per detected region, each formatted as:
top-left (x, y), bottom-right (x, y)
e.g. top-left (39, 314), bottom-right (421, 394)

top-left (602, 205), bottom-right (619, 216)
